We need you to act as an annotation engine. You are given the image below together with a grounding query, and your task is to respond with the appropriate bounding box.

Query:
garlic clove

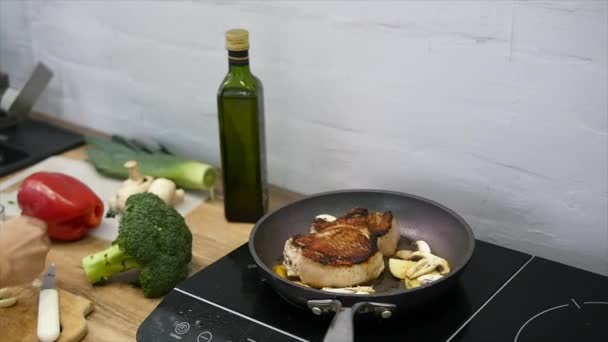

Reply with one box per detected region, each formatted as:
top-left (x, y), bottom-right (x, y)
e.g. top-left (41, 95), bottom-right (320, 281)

top-left (0, 297), bottom-right (17, 308)
top-left (173, 189), bottom-right (185, 204)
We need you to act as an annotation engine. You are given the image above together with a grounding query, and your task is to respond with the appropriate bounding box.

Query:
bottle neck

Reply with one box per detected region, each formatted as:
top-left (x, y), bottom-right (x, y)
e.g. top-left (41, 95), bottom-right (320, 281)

top-left (228, 50), bottom-right (250, 73)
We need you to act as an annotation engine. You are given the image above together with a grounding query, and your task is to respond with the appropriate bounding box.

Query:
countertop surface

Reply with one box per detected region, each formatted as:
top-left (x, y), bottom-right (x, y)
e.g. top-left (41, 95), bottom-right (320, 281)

top-left (1, 145), bottom-right (301, 342)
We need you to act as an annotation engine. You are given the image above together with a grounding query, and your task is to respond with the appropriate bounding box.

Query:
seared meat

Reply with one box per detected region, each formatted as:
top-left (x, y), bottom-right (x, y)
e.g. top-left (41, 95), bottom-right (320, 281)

top-left (283, 226), bottom-right (384, 288)
top-left (311, 208), bottom-right (399, 256)
top-left (282, 208), bottom-right (400, 288)
top-left (294, 225), bottom-right (378, 266)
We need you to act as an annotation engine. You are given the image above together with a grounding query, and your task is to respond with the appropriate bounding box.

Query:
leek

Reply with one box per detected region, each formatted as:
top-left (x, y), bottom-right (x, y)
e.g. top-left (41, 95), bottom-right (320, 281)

top-left (86, 136), bottom-right (217, 191)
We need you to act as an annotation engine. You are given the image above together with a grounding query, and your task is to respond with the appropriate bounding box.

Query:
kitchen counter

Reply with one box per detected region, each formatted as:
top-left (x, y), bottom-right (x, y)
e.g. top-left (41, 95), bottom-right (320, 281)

top-left (2, 144), bottom-right (302, 342)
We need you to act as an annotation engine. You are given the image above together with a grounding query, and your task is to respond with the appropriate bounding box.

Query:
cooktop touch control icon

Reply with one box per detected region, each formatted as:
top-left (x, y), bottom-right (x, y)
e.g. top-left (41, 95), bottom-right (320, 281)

top-left (174, 322), bottom-right (190, 335)
top-left (197, 331), bottom-right (213, 341)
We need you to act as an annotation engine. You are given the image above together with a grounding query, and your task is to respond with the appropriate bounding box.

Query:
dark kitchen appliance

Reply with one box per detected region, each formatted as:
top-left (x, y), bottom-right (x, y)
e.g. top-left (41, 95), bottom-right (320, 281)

top-left (0, 63), bottom-right (83, 176)
top-left (137, 240), bottom-right (608, 342)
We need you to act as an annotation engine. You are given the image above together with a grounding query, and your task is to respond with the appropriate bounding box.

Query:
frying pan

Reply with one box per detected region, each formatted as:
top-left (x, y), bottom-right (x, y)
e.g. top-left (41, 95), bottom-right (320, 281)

top-left (248, 190), bottom-right (475, 342)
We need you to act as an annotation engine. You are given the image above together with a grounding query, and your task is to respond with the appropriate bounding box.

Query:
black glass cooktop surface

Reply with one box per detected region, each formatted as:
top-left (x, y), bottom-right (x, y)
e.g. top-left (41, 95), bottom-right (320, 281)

top-left (452, 256), bottom-right (608, 342)
top-left (136, 239), bottom-right (608, 342)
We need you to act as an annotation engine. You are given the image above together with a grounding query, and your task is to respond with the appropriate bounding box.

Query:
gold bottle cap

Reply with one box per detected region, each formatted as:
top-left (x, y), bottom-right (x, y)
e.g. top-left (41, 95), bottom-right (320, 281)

top-left (225, 28), bottom-right (249, 51)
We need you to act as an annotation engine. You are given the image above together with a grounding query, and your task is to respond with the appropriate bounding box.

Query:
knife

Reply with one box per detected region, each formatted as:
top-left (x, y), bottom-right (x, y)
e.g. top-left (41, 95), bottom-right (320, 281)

top-left (37, 263), bottom-right (60, 342)
top-left (7, 62), bottom-right (53, 120)
top-left (0, 62), bottom-right (53, 130)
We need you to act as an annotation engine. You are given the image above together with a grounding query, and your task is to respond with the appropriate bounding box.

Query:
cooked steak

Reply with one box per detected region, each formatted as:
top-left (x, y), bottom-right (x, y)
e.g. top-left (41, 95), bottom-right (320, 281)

top-left (311, 208), bottom-right (399, 256)
top-left (283, 226), bottom-right (384, 288)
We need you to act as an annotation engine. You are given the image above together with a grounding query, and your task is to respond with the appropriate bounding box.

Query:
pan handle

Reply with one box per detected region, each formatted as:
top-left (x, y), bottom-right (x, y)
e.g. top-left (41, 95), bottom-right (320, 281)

top-left (308, 300), bottom-right (396, 342)
top-left (308, 299), bottom-right (354, 342)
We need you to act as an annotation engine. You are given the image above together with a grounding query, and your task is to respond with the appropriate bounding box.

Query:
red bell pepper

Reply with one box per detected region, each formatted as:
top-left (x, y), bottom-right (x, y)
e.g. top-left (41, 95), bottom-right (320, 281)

top-left (17, 172), bottom-right (104, 241)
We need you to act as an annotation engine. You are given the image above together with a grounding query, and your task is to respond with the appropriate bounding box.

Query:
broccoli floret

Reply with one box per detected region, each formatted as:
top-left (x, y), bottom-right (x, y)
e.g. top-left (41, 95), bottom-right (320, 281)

top-left (82, 192), bottom-right (192, 298)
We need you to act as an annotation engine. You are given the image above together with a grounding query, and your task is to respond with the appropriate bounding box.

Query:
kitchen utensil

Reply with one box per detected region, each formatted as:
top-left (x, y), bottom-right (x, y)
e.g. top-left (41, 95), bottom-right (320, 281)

top-left (248, 190), bottom-right (475, 342)
top-left (0, 63), bottom-right (53, 127)
top-left (0, 63), bottom-right (83, 176)
top-left (38, 263), bottom-right (60, 342)
top-left (1, 285), bottom-right (93, 342)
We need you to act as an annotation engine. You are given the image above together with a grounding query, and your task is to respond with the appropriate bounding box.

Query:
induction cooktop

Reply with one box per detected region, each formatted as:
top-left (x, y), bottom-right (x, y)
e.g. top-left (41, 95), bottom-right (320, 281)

top-left (137, 241), bottom-right (608, 342)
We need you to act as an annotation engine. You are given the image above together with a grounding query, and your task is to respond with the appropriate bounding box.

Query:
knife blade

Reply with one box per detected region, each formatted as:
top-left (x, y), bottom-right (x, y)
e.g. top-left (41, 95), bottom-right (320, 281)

top-left (41, 263), bottom-right (56, 290)
top-left (7, 62), bottom-right (53, 120)
top-left (37, 263), bottom-right (60, 342)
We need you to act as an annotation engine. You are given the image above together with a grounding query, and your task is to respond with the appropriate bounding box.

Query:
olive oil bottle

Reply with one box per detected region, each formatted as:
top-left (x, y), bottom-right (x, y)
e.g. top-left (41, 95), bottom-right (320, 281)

top-left (217, 29), bottom-right (267, 222)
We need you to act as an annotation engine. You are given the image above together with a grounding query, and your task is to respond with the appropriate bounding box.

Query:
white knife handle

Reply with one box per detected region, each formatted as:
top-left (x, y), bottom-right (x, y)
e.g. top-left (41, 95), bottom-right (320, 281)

top-left (37, 289), bottom-right (60, 342)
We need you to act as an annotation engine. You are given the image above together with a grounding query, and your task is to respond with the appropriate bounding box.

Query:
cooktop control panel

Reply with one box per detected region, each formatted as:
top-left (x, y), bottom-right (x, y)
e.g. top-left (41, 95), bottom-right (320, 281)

top-left (136, 290), bottom-right (304, 342)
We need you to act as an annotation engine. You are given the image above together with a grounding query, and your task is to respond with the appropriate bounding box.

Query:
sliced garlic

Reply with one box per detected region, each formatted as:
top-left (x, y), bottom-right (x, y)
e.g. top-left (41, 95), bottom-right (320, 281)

top-left (321, 288), bottom-right (355, 294)
top-left (344, 286), bottom-right (375, 293)
top-left (0, 288), bottom-right (17, 308)
top-left (321, 286), bottom-right (375, 294)
top-left (315, 214), bottom-right (337, 222)
top-left (0, 297), bottom-right (17, 308)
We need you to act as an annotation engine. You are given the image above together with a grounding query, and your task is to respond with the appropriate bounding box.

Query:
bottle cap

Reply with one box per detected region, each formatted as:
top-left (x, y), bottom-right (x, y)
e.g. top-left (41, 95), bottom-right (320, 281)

top-left (225, 29), bottom-right (249, 51)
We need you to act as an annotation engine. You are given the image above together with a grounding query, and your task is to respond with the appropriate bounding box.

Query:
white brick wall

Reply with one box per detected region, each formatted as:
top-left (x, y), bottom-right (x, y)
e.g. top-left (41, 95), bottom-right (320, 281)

top-left (1, 1), bottom-right (606, 274)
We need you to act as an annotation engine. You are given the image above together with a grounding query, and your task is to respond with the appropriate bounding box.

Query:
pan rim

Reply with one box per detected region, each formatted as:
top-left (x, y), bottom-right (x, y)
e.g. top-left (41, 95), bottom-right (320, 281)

top-left (248, 188), bottom-right (476, 298)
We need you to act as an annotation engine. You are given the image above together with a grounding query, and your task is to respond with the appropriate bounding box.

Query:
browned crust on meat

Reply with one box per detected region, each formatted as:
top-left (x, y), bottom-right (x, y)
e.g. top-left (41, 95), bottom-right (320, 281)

top-left (292, 226), bottom-right (379, 266)
top-left (312, 208), bottom-right (394, 238)
top-left (367, 210), bottom-right (393, 236)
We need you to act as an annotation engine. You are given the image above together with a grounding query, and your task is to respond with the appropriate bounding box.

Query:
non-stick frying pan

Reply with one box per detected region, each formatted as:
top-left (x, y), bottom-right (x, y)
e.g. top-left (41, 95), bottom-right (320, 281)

top-left (249, 190), bottom-right (475, 342)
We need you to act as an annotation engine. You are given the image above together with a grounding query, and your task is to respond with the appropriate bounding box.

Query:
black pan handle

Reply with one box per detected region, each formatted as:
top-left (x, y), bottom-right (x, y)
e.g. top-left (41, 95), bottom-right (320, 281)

top-left (308, 300), bottom-right (396, 342)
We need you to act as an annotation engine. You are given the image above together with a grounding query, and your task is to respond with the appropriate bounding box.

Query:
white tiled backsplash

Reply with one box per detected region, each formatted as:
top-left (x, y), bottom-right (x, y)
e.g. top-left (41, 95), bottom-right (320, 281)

top-left (1, 1), bottom-right (606, 275)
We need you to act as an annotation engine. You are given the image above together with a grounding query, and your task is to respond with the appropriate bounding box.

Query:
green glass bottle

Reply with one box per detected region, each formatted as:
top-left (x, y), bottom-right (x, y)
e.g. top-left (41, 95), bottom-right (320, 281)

top-left (217, 29), bottom-right (267, 222)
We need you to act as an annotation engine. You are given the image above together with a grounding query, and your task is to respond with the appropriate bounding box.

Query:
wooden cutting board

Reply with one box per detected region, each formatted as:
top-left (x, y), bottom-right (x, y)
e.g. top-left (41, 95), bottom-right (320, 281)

top-left (0, 286), bottom-right (93, 342)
